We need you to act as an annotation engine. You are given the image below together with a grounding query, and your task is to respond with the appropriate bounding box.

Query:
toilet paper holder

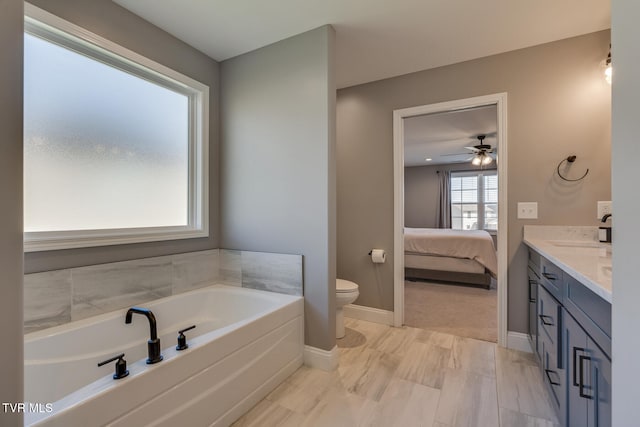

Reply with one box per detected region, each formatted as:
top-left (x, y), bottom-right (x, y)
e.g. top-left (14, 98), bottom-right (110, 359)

top-left (368, 249), bottom-right (386, 263)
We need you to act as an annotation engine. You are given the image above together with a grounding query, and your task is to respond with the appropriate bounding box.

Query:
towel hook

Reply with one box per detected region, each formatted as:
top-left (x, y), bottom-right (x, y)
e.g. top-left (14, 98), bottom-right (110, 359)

top-left (556, 155), bottom-right (589, 182)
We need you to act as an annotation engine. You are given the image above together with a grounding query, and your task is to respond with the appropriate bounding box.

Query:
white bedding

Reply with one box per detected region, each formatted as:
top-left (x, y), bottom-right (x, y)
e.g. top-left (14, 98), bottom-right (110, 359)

top-left (404, 227), bottom-right (498, 276)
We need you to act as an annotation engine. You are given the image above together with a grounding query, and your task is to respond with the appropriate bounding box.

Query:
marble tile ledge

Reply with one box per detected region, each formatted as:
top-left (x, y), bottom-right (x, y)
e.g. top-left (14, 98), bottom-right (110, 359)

top-left (523, 225), bottom-right (611, 303)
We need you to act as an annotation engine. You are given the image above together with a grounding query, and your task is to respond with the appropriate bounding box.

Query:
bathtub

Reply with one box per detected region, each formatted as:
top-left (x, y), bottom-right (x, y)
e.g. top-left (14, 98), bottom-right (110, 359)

top-left (24, 284), bottom-right (304, 426)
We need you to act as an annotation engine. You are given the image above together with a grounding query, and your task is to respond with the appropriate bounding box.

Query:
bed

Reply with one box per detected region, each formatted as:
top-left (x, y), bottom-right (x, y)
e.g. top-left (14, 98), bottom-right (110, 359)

top-left (404, 227), bottom-right (498, 289)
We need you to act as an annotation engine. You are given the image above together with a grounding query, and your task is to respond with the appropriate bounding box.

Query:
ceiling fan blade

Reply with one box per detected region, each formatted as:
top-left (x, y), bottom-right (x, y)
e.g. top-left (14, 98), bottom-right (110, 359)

top-left (440, 152), bottom-right (470, 157)
top-left (464, 146), bottom-right (480, 151)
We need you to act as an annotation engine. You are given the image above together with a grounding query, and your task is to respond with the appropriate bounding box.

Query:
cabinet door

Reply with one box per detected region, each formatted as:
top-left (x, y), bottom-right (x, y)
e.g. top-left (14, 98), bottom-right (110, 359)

top-left (527, 267), bottom-right (539, 354)
top-left (587, 337), bottom-right (611, 427)
top-left (565, 311), bottom-right (588, 427)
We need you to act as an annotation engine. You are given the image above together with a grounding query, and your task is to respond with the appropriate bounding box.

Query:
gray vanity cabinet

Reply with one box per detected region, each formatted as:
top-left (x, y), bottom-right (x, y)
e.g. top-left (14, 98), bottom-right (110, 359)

top-left (527, 248), bottom-right (611, 427)
top-left (564, 311), bottom-right (611, 427)
top-left (587, 336), bottom-right (611, 427)
top-left (565, 312), bottom-right (589, 427)
top-left (528, 250), bottom-right (541, 356)
top-left (528, 266), bottom-right (539, 355)
top-left (538, 281), bottom-right (566, 423)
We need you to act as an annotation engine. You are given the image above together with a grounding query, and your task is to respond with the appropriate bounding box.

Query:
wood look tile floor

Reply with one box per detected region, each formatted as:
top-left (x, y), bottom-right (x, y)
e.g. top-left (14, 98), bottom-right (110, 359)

top-left (232, 318), bottom-right (560, 427)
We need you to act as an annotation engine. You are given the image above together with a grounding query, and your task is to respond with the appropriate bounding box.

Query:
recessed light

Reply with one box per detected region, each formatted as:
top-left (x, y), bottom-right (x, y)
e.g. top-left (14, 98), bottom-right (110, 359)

top-left (425, 158), bottom-right (432, 162)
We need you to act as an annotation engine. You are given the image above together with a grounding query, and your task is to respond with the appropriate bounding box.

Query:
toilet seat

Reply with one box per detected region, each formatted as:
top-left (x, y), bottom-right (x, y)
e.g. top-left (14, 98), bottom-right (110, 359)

top-left (336, 279), bottom-right (358, 293)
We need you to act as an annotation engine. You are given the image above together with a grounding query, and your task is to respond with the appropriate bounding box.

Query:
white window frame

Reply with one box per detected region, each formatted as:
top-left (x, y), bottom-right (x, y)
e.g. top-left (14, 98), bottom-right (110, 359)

top-left (450, 170), bottom-right (498, 232)
top-left (23, 4), bottom-right (209, 252)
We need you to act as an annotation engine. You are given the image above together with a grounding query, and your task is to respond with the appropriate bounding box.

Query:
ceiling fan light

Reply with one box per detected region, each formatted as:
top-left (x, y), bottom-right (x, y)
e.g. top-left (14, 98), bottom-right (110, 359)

top-left (471, 155), bottom-right (482, 166)
top-left (482, 154), bottom-right (493, 165)
top-left (604, 44), bottom-right (612, 85)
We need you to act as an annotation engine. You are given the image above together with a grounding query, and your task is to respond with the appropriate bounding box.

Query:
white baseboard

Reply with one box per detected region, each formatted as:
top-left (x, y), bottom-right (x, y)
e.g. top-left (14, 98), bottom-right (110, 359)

top-left (507, 331), bottom-right (533, 353)
top-left (303, 345), bottom-right (339, 371)
top-left (343, 304), bottom-right (394, 326)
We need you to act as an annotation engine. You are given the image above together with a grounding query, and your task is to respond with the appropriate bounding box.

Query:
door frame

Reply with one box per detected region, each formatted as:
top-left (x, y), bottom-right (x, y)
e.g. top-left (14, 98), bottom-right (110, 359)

top-left (392, 92), bottom-right (508, 347)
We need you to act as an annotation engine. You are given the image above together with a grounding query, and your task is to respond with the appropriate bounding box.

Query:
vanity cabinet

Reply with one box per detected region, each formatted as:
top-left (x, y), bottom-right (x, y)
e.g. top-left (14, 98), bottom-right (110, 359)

top-left (527, 266), bottom-right (540, 355)
top-left (527, 249), bottom-right (611, 427)
top-left (537, 271), bottom-right (566, 424)
top-left (564, 312), bottom-right (611, 427)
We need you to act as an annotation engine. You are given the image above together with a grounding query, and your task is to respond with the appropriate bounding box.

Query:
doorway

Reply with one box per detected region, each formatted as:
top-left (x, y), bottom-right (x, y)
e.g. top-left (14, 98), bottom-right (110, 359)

top-left (392, 93), bottom-right (508, 346)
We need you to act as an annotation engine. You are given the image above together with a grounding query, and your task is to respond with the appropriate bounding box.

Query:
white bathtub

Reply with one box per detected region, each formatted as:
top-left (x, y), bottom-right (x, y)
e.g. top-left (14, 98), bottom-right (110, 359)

top-left (24, 284), bottom-right (304, 426)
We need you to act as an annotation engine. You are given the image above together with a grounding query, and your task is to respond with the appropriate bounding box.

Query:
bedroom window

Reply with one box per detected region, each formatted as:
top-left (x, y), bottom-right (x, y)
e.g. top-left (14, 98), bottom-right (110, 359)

top-left (23, 5), bottom-right (209, 251)
top-left (450, 170), bottom-right (498, 231)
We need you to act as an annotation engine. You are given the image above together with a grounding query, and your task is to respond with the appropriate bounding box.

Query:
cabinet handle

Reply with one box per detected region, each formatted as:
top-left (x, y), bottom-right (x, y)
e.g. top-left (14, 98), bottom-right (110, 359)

top-left (545, 369), bottom-right (561, 386)
top-left (573, 346), bottom-right (584, 386)
top-left (542, 272), bottom-right (557, 281)
top-left (579, 354), bottom-right (593, 400)
top-left (528, 280), bottom-right (536, 303)
top-left (539, 314), bottom-right (554, 326)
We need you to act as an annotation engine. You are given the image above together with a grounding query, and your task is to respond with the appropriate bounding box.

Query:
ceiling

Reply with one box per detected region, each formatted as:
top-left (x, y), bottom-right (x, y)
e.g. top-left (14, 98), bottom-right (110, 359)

top-left (404, 105), bottom-right (497, 167)
top-left (113, 0), bottom-right (610, 89)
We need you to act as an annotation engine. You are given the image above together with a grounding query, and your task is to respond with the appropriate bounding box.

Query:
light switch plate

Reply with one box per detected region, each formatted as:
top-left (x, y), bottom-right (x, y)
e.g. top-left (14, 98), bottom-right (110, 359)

top-left (597, 201), bottom-right (612, 219)
top-left (518, 202), bottom-right (538, 219)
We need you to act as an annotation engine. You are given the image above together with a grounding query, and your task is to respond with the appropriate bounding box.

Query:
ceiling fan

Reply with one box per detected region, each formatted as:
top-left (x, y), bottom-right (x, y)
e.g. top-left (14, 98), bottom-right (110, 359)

top-left (465, 135), bottom-right (495, 166)
top-left (441, 134), bottom-right (496, 166)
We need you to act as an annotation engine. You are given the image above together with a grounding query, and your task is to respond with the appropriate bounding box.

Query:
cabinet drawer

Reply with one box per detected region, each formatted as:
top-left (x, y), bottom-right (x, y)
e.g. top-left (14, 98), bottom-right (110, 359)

top-left (538, 285), bottom-right (559, 342)
top-left (542, 339), bottom-right (565, 414)
top-left (564, 275), bottom-right (612, 358)
top-left (528, 250), bottom-right (541, 272)
top-left (565, 275), bottom-right (611, 337)
top-left (540, 257), bottom-right (563, 300)
top-left (538, 285), bottom-right (563, 367)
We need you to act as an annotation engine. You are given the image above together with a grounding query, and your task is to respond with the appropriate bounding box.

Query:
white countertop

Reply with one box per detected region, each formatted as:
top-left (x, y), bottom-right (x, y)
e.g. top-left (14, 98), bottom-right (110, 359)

top-left (523, 226), bottom-right (612, 303)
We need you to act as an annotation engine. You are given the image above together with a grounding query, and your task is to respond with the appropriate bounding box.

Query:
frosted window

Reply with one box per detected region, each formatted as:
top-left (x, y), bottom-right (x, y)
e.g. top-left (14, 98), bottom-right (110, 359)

top-left (24, 33), bottom-right (189, 232)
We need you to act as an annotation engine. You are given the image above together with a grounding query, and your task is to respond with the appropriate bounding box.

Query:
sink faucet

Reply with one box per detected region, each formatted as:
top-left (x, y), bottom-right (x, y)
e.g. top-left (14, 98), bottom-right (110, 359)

top-left (125, 307), bottom-right (163, 364)
top-left (601, 213), bottom-right (612, 222)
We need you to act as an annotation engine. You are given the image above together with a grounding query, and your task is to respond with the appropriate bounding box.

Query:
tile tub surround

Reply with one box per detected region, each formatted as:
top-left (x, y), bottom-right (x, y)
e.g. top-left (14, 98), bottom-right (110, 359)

top-left (240, 251), bottom-right (303, 296)
top-left (25, 249), bottom-right (303, 333)
top-left (523, 225), bottom-right (612, 302)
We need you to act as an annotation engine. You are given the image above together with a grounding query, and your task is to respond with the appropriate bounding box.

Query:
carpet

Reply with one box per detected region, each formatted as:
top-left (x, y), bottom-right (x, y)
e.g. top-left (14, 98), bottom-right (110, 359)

top-left (404, 280), bottom-right (497, 343)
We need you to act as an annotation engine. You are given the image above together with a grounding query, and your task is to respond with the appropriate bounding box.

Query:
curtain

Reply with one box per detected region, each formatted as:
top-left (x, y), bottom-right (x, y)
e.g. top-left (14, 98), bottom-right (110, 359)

top-left (436, 170), bottom-right (451, 228)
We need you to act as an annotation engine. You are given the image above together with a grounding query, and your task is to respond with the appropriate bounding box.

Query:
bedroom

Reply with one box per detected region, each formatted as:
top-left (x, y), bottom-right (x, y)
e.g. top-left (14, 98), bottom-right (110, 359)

top-left (403, 104), bottom-right (500, 342)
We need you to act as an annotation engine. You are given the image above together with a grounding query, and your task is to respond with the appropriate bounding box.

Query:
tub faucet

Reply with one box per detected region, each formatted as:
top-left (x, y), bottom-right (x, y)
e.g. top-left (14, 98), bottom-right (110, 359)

top-left (601, 213), bottom-right (612, 222)
top-left (125, 307), bottom-right (163, 364)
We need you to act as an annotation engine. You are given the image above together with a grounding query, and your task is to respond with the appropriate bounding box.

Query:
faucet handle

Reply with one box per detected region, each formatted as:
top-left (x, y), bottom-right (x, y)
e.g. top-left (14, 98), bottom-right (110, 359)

top-left (176, 325), bottom-right (196, 351)
top-left (98, 353), bottom-right (129, 380)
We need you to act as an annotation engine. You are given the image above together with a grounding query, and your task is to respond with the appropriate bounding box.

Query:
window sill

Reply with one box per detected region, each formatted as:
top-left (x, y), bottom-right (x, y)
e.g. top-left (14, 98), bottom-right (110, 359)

top-left (24, 226), bottom-right (209, 252)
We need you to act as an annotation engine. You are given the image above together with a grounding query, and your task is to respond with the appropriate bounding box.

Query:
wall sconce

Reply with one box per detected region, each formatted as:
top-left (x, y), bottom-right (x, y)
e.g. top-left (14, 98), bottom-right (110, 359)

top-left (604, 44), bottom-right (612, 84)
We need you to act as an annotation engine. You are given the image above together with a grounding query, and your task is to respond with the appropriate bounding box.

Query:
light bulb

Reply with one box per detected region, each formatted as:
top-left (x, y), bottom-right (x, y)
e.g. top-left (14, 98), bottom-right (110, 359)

top-left (605, 64), bottom-right (612, 84)
top-left (482, 155), bottom-right (493, 166)
top-left (472, 155), bottom-right (481, 166)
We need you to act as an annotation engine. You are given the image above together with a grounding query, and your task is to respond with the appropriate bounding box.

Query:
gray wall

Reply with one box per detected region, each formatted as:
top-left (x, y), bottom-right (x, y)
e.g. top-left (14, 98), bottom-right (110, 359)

top-left (25, 0), bottom-right (221, 273)
top-left (405, 163), bottom-right (491, 228)
top-left (611, 2), bottom-right (638, 424)
top-left (337, 30), bottom-right (612, 331)
top-left (220, 26), bottom-right (336, 351)
top-left (0, 0), bottom-right (24, 421)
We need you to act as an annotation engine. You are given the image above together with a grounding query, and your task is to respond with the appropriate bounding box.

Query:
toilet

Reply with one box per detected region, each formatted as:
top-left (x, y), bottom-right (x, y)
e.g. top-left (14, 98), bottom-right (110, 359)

top-left (336, 279), bottom-right (359, 339)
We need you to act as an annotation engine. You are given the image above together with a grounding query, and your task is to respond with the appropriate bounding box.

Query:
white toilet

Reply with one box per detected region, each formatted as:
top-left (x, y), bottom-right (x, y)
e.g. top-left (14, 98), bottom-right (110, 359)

top-left (336, 279), bottom-right (359, 339)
